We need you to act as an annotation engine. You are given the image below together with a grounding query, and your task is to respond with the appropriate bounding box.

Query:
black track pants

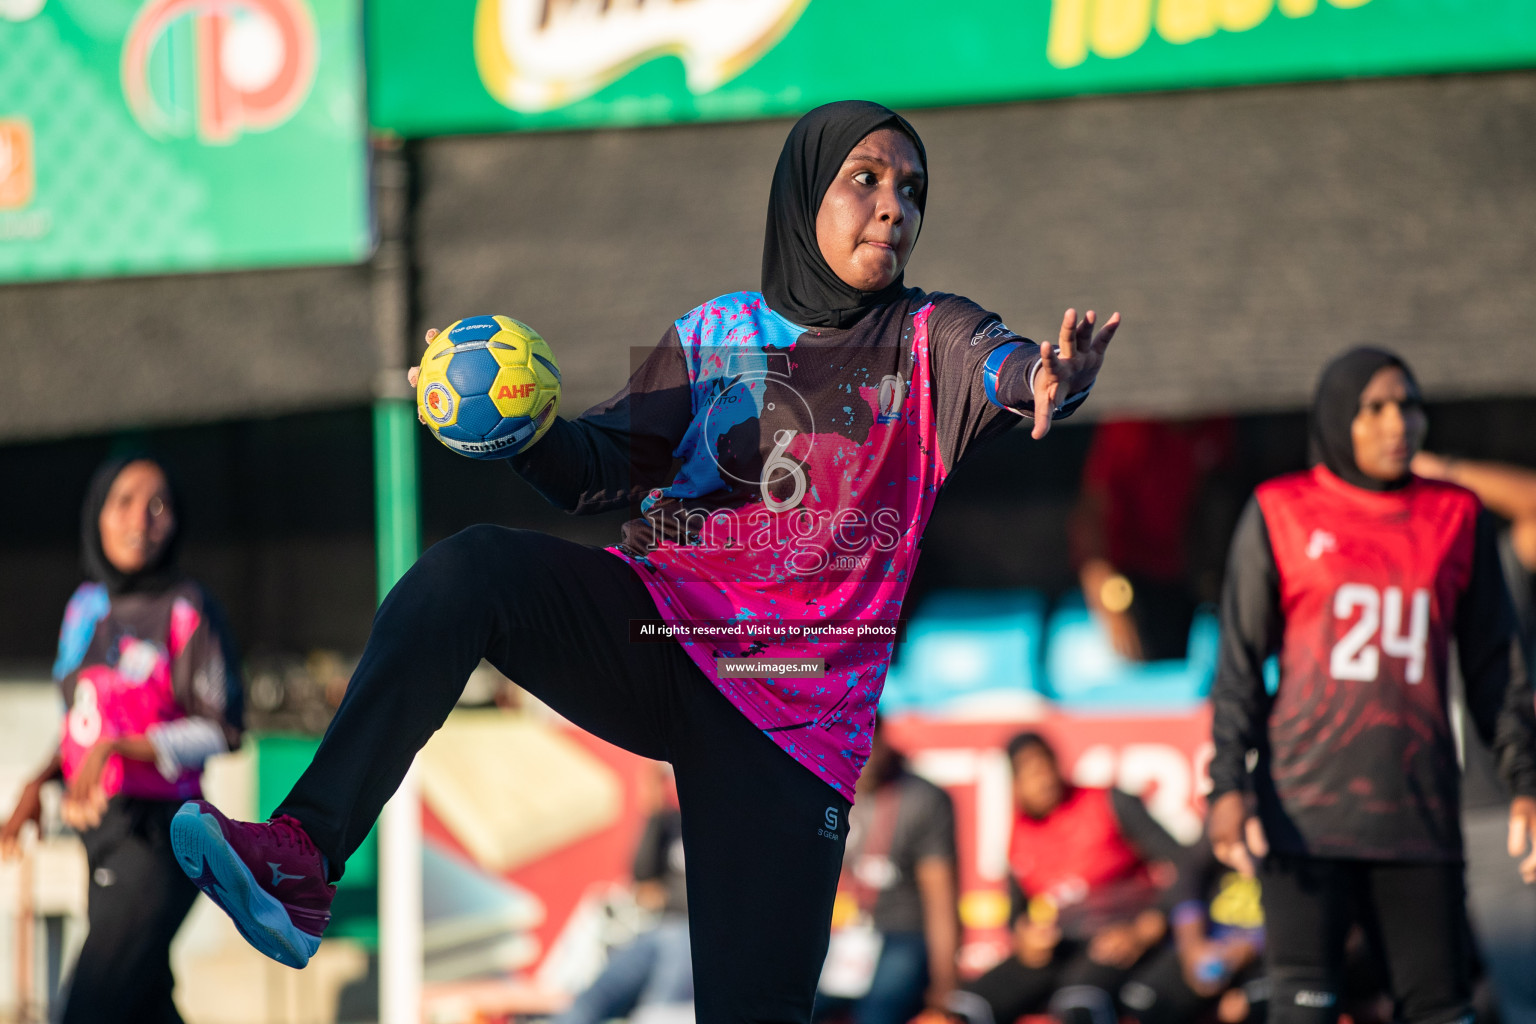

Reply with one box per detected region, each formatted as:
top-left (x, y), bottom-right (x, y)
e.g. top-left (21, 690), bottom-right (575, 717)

top-left (1259, 855), bottom-right (1474, 1024)
top-left (278, 526), bottom-right (851, 1023)
top-left (63, 798), bottom-right (198, 1024)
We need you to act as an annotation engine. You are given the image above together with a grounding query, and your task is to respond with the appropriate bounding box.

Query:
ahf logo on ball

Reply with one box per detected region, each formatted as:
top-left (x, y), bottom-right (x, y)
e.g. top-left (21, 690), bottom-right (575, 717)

top-left (424, 383), bottom-right (456, 426)
top-left (474, 0), bottom-right (810, 114)
top-left (121, 0), bottom-right (319, 144)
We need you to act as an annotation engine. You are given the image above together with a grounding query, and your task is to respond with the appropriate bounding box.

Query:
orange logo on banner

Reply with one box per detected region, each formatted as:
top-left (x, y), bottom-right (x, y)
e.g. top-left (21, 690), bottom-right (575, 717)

top-left (0, 119), bottom-right (34, 210)
top-left (121, 0), bottom-right (318, 144)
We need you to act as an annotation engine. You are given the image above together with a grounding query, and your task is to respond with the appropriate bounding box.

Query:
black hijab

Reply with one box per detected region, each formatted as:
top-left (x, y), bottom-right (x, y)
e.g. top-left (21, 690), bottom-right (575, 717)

top-left (761, 100), bottom-right (927, 329)
top-left (1308, 346), bottom-right (1420, 492)
top-left (82, 453), bottom-right (185, 595)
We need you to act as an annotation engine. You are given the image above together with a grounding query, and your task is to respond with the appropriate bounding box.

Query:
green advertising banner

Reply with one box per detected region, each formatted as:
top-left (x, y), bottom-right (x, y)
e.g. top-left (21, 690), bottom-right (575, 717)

top-left (0, 0), bottom-right (370, 282)
top-left (369, 0), bottom-right (1536, 138)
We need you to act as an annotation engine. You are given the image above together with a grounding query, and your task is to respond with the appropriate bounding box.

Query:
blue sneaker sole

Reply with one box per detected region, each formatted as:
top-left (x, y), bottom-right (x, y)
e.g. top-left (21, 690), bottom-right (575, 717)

top-left (170, 803), bottom-right (321, 969)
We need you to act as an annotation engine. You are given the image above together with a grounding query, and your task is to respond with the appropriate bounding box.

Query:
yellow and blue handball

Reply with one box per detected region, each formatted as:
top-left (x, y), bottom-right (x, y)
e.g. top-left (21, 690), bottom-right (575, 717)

top-left (417, 315), bottom-right (561, 460)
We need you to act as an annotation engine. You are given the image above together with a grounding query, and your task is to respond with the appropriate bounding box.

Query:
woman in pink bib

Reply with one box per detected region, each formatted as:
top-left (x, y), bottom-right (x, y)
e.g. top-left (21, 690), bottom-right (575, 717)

top-left (1, 455), bottom-right (244, 1024)
top-left (169, 100), bottom-right (1118, 1021)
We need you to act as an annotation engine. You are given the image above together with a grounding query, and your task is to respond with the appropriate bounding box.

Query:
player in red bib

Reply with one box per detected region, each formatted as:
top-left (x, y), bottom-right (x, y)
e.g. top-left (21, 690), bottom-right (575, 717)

top-left (1207, 347), bottom-right (1536, 1024)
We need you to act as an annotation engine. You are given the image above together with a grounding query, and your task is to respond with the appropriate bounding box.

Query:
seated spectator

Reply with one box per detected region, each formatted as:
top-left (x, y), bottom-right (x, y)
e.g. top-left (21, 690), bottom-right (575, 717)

top-left (1117, 836), bottom-right (1265, 1024)
top-left (816, 716), bottom-right (960, 1024)
top-left (950, 732), bottom-right (1184, 1024)
top-left (553, 765), bottom-right (691, 1024)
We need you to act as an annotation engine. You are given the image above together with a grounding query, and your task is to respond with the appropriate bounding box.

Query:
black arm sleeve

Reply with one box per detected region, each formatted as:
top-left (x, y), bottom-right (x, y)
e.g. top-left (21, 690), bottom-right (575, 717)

top-left (1110, 788), bottom-right (1186, 865)
top-left (925, 295), bottom-right (1090, 473)
top-left (989, 346), bottom-right (1093, 419)
top-left (506, 327), bottom-right (694, 515)
top-left (1210, 496), bottom-right (1282, 801)
top-left (1457, 511), bottom-right (1536, 799)
top-left (990, 344), bottom-right (1041, 413)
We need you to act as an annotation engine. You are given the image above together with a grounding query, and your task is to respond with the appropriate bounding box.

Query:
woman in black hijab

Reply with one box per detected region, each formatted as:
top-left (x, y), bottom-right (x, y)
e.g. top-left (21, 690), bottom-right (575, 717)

top-left (1, 455), bottom-right (243, 1024)
top-left (1208, 348), bottom-right (1536, 1024)
top-left (173, 101), bottom-right (1118, 1021)
top-left (1305, 346), bottom-right (1421, 492)
top-left (760, 100), bottom-right (928, 330)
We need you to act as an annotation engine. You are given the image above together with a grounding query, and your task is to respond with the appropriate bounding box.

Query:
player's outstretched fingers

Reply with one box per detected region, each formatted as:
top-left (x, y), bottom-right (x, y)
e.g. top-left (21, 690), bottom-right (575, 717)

top-left (425, 328), bottom-right (439, 343)
top-left (1057, 309), bottom-right (1077, 360)
top-left (1074, 310), bottom-right (1096, 354)
top-left (1094, 312), bottom-right (1122, 352)
top-left (1032, 342), bottom-right (1059, 440)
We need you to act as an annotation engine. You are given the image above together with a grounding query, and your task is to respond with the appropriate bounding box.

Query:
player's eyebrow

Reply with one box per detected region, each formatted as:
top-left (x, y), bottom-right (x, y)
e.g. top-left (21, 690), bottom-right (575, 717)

top-left (845, 147), bottom-right (926, 187)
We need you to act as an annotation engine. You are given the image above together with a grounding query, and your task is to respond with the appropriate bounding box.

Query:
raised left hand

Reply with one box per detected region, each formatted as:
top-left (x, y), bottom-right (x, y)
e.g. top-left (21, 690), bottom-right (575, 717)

top-left (1031, 308), bottom-right (1119, 440)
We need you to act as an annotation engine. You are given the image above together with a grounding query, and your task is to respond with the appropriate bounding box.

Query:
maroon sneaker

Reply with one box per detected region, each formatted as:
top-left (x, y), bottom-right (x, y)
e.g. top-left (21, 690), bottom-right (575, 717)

top-left (170, 800), bottom-right (334, 968)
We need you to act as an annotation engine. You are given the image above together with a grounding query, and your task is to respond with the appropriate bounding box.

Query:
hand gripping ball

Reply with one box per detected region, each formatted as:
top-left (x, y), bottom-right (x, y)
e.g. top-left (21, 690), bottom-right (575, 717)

top-left (416, 315), bottom-right (561, 459)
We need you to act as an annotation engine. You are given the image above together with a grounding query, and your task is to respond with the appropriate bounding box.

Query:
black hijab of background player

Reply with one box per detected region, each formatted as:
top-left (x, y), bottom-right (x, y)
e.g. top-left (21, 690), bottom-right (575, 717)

top-left (1308, 346), bottom-right (1421, 492)
top-left (81, 453), bottom-right (186, 595)
top-left (761, 100), bottom-right (928, 330)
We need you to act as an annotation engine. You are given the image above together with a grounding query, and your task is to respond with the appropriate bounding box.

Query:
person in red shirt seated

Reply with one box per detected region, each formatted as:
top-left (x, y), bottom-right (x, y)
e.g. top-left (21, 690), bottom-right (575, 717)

top-left (950, 733), bottom-right (1184, 1024)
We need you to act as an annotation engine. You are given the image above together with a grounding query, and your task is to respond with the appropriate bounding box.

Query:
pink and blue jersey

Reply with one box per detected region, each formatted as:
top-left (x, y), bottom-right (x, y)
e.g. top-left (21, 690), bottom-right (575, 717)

top-left (511, 289), bottom-right (1084, 798)
top-left (54, 580), bottom-right (241, 802)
